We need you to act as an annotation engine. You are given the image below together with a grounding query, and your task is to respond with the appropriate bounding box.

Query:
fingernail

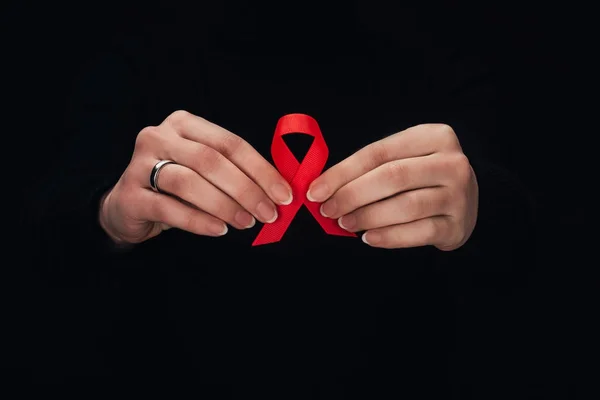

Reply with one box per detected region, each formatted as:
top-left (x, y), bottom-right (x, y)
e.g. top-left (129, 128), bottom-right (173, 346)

top-left (235, 211), bottom-right (255, 228)
top-left (257, 201), bottom-right (278, 223)
top-left (209, 222), bottom-right (228, 236)
top-left (362, 231), bottom-right (381, 245)
top-left (271, 183), bottom-right (293, 205)
top-left (320, 199), bottom-right (336, 217)
top-left (338, 215), bottom-right (355, 230)
top-left (307, 183), bottom-right (329, 202)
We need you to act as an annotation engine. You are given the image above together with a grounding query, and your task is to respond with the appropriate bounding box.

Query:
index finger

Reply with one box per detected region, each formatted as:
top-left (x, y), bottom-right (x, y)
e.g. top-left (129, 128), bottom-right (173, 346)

top-left (164, 111), bottom-right (293, 205)
top-left (306, 124), bottom-right (457, 203)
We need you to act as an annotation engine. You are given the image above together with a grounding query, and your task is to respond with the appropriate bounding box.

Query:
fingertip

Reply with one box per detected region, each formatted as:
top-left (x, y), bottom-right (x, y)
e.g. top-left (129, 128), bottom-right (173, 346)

top-left (235, 210), bottom-right (256, 229)
top-left (256, 201), bottom-right (278, 223)
top-left (361, 232), bottom-right (370, 245)
top-left (208, 221), bottom-right (228, 236)
top-left (280, 193), bottom-right (293, 205)
top-left (271, 182), bottom-right (293, 205)
top-left (265, 209), bottom-right (278, 223)
top-left (319, 203), bottom-right (328, 217)
top-left (338, 215), bottom-right (356, 231)
top-left (307, 183), bottom-right (329, 202)
top-left (362, 231), bottom-right (381, 246)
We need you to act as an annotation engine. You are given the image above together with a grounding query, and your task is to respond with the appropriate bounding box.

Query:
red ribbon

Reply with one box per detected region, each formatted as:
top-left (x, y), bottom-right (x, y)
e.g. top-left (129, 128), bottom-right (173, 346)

top-left (253, 114), bottom-right (357, 246)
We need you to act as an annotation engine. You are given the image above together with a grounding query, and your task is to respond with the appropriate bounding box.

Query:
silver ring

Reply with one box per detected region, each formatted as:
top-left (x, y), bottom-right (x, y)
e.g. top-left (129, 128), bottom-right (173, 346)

top-left (150, 160), bottom-right (175, 193)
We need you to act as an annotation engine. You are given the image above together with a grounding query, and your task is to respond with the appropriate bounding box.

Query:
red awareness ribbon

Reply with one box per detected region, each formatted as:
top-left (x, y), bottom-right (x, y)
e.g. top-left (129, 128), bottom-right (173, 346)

top-left (252, 113), bottom-right (357, 246)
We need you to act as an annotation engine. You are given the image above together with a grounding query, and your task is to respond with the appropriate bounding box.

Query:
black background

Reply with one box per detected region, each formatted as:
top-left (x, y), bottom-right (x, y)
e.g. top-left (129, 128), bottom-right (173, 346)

top-left (2, 2), bottom-right (595, 396)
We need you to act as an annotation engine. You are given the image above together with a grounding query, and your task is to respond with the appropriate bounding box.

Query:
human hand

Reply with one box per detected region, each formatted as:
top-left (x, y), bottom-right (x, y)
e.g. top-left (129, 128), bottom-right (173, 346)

top-left (99, 110), bottom-right (293, 244)
top-left (306, 124), bottom-right (478, 250)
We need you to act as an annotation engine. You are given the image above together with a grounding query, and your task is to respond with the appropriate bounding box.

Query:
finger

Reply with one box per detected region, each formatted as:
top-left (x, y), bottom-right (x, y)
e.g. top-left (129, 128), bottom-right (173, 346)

top-left (164, 136), bottom-right (279, 224)
top-left (320, 155), bottom-right (448, 219)
top-left (337, 187), bottom-right (451, 232)
top-left (361, 216), bottom-right (455, 249)
top-left (307, 124), bottom-right (459, 202)
top-left (139, 190), bottom-right (229, 237)
top-left (149, 161), bottom-right (256, 230)
top-left (164, 111), bottom-right (293, 205)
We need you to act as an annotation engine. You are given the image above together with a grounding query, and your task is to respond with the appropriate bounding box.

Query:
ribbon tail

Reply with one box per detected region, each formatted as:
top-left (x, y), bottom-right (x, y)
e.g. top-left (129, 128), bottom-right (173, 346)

top-left (304, 202), bottom-right (357, 237)
top-left (252, 234), bottom-right (280, 246)
top-left (252, 224), bottom-right (287, 246)
top-left (252, 220), bottom-right (289, 246)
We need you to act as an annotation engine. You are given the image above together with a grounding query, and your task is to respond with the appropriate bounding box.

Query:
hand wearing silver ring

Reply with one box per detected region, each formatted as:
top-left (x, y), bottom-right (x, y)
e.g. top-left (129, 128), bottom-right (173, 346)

top-left (97, 110), bottom-right (293, 245)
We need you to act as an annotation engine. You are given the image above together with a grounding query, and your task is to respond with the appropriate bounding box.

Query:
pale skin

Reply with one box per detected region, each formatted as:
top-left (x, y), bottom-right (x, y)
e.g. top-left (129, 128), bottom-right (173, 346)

top-left (100, 110), bottom-right (478, 251)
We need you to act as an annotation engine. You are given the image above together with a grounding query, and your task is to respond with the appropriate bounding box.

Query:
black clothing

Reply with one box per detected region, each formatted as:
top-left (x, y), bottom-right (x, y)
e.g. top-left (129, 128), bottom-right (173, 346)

top-left (17, 4), bottom-right (534, 397)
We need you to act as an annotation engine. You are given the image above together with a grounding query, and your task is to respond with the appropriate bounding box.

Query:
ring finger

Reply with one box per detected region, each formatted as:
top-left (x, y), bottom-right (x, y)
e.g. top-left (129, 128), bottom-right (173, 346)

top-left (149, 160), bottom-right (256, 230)
top-left (165, 137), bottom-right (278, 224)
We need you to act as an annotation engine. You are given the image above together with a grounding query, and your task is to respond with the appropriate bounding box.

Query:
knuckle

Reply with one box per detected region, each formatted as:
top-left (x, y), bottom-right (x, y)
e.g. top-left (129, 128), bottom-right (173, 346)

top-left (183, 209), bottom-right (200, 233)
top-left (234, 181), bottom-right (262, 205)
top-left (433, 123), bottom-right (455, 137)
top-left (167, 110), bottom-right (191, 127)
top-left (432, 123), bottom-right (459, 148)
top-left (452, 154), bottom-right (472, 185)
top-left (194, 145), bottom-right (223, 174)
top-left (386, 161), bottom-right (410, 187)
top-left (213, 200), bottom-right (235, 220)
top-left (216, 132), bottom-right (246, 158)
top-left (135, 126), bottom-right (161, 152)
top-left (404, 191), bottom-right (423, 217)
top-left (367, 141), bottom-right (390, 168)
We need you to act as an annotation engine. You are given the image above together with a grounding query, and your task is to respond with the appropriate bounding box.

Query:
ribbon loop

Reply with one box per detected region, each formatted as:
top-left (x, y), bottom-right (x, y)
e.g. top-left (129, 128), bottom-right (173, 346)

top-left (252, 114), bottom-right (357, 246)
